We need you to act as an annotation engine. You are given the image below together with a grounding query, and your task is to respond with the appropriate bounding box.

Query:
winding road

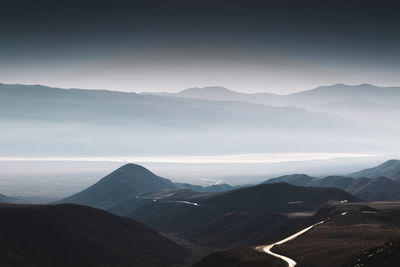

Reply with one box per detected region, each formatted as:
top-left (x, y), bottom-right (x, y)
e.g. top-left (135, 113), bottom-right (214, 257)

top-left (256, 221), bottom-right (324, 267)
top-left (136, 195), bottom-right (200, 206)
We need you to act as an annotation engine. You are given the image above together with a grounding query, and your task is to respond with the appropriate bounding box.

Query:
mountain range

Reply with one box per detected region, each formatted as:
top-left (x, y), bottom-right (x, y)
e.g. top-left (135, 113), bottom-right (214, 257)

top-left (57, 163), bottom-right (359, 249)
top-left (264, 159), bottom-right (400, 201)
top-left (0, 83), bottom-right (340, 128)
top-left (1, 82), bottom-right (398, 156)
top-left (3, 161), bottom-right (400, 266)
top-left (147, 84), bottom-right (400, 139)
top-left (146, 84), bottom-right (400, 113)
top-left (350, 159), bottom-right (400, 179)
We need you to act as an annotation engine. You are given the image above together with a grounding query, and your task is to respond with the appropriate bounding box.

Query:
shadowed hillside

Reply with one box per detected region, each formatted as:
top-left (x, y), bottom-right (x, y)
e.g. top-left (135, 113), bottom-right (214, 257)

top-left (0, 203), bottom-right (187, 267)
top-left (272, 202), bottom-right (400, 267)
top-left (350, 159), bottom-right (400, 178)
top-left (128, 183), bottom-right (358, 248)
top-left (192, 248), bottom-right (286, 267)
top-left (345, 240), bottom-right (400, 267)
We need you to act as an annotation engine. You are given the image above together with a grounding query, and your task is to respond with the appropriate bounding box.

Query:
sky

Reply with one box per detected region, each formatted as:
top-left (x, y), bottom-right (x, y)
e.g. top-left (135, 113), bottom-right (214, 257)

top-left (1, 0), bottom-right (400, 94)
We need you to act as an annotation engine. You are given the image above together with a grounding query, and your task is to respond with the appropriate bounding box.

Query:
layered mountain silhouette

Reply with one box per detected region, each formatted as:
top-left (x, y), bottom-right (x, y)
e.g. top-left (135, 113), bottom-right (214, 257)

top-left (0, 83), bottom-right (340, 128)
top-left (265, 176), bottom-right (400, 201)
top-left (127, 182), bottom-right (358, 246)
top-left (350, 159), bottom-right (400, 178)
top-left (147, 84), bottom-right (400, 134)
top-left (146, 86), bottom-right (275, 103)
top-left (176, 182), bottom-right (235, 192)
top-left (148, 84), bottom-right (400, 111)
top-left (58, 163), bottom-right (359, 248)
top-left (264, 160), bottom-right (400, 201)
top-left (0, 203), bottom-right (187, 267)
top-left (2, 82), bottom-right (386, 156)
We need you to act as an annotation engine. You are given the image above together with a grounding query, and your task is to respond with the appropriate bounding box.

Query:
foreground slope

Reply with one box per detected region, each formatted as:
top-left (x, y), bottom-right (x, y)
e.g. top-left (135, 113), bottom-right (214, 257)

top-left (272, 202), bottom-right (400, 267)
top-left (194, 202), bottom-right (400, 267)
top-left (192, 248), bottom-right (286, 267)
top-left (0, 203), bottom-right (187, 267)
top-left (347, 240), bottom-right (400, 267)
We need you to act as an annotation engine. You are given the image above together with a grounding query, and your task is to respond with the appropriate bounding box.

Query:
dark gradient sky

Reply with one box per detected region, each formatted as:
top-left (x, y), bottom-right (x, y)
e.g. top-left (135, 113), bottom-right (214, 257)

top-left (1, 0), bottom-right (400, 93)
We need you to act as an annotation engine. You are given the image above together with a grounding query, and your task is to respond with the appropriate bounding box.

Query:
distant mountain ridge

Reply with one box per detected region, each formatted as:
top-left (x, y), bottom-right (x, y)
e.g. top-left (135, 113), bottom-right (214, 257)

top-left (146, 83), bottom-right (400, 110)
top-left (264, 160), bottom-right (400, 201)
top-left (146, 84), bottom-right (400, 133)
top-left (1, 82), bottom-right (361, 156)
top-left (145, 86), bottom-right (276, 102)
top-left (350, 159), bottom-right (400, 178)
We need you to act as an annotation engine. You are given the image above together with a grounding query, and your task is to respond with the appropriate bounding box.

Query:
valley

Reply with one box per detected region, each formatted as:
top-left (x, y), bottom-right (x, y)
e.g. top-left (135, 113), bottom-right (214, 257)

top-left (1, 159), bottom-right (399, 266)
top-left (3, 1), bottom-right (400, 266)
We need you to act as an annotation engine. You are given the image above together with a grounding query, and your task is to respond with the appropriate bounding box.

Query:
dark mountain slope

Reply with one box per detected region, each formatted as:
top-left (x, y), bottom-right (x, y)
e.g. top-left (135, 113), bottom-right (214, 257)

top-left (346, 241), bottom-right (400, 267)
top-left (183, 212), bottom-right (299, 248)
top-left (130, 183), bottom-right (359, 227)
top-left (350, 159), bottom-right (400, 178)
top-left (58, 163), bottom-right (178, 210)
top-left (193, 203), bottom-right (400, 267)
top-left (192, 247), bottom-right (286, 267)
top-left (272, 202), bottom-right (400, 267)
top-left (393, 171), bottom-right (400, 182)
top-left (176, 182), bottom-right (235, 192)
top-left (264, 174), bottom-right (316, 186)
top-left (128, 183), bottom-right (358, 248)
top-left (264, 172), bottom-right (400, 201)
top-left (349, 177), bottom-right (400, 201)
top-left (200, 183), bottom-right (359, 213)
top-left (311, 175), bottom-right (357, 190)
top-left (0, 203), bottom-right (187, 267)
top-left (0, 193), bottom-right (13, 203)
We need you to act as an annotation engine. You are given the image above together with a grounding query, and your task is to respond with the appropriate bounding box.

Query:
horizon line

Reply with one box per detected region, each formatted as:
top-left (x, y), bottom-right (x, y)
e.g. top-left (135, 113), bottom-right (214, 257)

top-left (1, 81), bottom-right (396, 96)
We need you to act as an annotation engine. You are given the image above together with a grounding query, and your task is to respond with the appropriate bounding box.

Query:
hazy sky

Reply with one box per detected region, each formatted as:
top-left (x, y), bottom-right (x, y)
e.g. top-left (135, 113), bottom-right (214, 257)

top-left (1, 0), bottom-right (400, 94)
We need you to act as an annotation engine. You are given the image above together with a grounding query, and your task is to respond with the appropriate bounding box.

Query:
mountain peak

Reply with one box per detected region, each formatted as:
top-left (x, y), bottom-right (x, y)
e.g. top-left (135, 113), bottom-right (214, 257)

top-left (117, 163), bottom-right (151, 172)
top-left (58, 163), bottom-right (178, 209)
top-left (179, 86), bottom-right (237, 94)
